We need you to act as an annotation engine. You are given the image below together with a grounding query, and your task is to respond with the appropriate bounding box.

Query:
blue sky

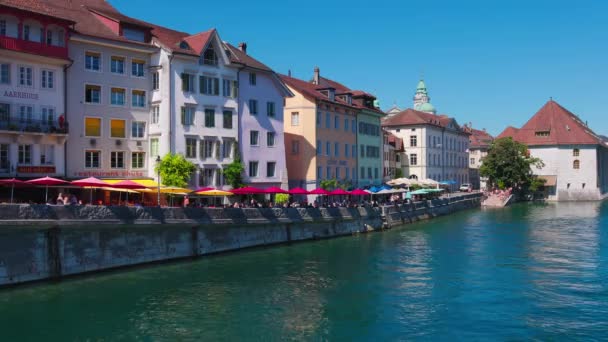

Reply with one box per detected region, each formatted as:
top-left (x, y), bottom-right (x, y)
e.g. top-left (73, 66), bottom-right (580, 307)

top-left (115, 0), bottom-right (607, 136)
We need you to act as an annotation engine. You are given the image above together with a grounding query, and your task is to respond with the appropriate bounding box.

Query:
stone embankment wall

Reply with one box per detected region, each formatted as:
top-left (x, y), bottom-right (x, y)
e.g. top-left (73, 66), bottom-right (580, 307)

top-left (0, 193), bottom-right (481, 287)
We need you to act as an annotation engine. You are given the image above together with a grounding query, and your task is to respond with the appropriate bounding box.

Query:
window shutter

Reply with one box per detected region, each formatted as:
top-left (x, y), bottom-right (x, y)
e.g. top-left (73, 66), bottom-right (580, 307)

top-left (232, 80), bottom-right (238, 98)
top-left (199, 76), bottom-right (204, 94)
top-left (181, 74), bottom-right (187, 91)
top-left (214, 78), bottom-right (219, 95)
top-left (181, 107), bottom-right (186, 124)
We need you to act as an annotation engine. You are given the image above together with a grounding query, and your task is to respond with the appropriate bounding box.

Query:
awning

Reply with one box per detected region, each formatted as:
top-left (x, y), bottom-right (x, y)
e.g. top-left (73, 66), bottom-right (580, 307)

top-left (538, 175), bottom-right (557, 186)
top-left (104, 179), bottom-right (160, 187)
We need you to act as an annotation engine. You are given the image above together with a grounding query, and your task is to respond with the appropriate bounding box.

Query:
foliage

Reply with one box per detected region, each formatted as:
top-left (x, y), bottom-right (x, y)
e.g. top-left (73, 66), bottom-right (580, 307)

top-left (479, 137), bottom-right (544, 191)
top-left (222, 150), bottom-right (245, 189)
top-left (155, 153), bottom-right (196, 188)
top-left (320, 178), bottom-right (352, 190)
top-left (394, 168), bottom-right (403, 179)
top-left (528, 176), bottom-right (547, 192)
top-left (275, 193), bottom-right (289, 205)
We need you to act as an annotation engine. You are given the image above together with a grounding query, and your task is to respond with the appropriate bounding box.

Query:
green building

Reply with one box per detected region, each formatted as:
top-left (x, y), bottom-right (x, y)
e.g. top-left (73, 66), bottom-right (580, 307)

top-left (353, 93), bottom-right (385, 187)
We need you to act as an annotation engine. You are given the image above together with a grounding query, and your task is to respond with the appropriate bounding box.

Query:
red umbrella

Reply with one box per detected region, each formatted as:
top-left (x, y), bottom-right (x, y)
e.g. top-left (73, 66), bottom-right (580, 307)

top-left (308, 188), bottom-right (329, 195)
top-left (288, 187), bottom-right (309, 195)
top-left (0, 178), bottom-right (29, 203)
top-left (193, 187), bottom-right (215, 193)
top-left (264, 186), bottom-right (288, 194)
top-left (71, 177), bottom-right (110, 204)
top-left (231, 186), bottom-right (267, 195)
top-left (329, 188), bottom-right (351, 195)
top-left (26, 176), bottom-right (69, 203)
top-left (111, 180), bottom-right (147, 190)
top-left (350, 189), bottom-right (370, 196)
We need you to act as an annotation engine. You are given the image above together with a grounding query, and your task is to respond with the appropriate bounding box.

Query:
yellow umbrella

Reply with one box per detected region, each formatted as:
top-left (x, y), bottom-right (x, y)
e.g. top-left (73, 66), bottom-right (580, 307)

top-left (159, 186), bottom-right (191, 195)
top-left (195, 189), bottom-right (234, 196)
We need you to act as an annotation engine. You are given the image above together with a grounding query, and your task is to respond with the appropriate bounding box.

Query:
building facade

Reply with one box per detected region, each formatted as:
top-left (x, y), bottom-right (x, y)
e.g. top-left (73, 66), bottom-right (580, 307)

top-left (225, 43), bottom-right (292, 189)
top-left (354, 93), bottom-right (384, 187)
top-left (465, 126), bottom-right (493, 190)
top-left (497, 100), bottom-right (608, 201)
top-left (382, 130), bottom-right (404, 182)
top-left (0, 3), bottom-right (73, 179)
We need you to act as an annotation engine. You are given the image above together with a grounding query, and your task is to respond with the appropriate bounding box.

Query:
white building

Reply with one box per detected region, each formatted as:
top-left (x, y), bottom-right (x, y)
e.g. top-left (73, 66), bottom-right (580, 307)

top-left (150, 27), bottom-right (238, 189)
top-left (0, 3), bottom-right (73, 179)
top-left (381, 80), bottom-right (470, 188)
top-left (498, 100), bottom-right (608, 201)
top-left (464, 126), bottom-right (493, 190)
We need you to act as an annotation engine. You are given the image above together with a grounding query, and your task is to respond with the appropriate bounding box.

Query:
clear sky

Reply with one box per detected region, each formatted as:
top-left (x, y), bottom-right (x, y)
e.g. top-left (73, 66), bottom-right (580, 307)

top-left (114, 0), bottom-right (607, 137)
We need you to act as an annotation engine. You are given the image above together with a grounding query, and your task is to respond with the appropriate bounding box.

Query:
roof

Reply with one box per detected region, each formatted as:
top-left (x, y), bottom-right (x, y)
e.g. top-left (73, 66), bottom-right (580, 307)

top-left (466, 127), bottom-right (494, 149)
top-left (0, 1), bottom-right (74, 23)
top-left (224, 43), bottom-right (272, 72)
top-left (181, 29), bottom-right (215, 55)
top-left (384, 130), bottom-right (404, 151)
top-left (382, 108), bottom-right (469, 135)
top-left (497, 100), bottom-right (604, 146)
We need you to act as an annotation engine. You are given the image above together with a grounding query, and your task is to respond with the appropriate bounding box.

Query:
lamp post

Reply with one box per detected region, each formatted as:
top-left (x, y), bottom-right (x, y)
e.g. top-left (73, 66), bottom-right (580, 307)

top-left (156, 155), bottom-right (161, 206)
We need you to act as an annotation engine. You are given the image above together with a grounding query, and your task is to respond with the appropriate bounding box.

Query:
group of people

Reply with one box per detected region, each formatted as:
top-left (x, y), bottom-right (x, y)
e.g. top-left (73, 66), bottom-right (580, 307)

top-left (53, 193), bottom-right (79, 205)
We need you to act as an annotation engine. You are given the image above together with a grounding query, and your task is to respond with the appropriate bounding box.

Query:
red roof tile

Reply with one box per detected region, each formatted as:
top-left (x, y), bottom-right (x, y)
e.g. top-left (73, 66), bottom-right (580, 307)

top-left (181, 29), bottom-right (214, 55)
top-left (224, 43), bottom-right (272, 72)
top-left (466, 127), bottom-right (494, 148)
top-left (382, 108), bottom-right (469, 135)
top-left (498, 100), bottom-right (603, 146)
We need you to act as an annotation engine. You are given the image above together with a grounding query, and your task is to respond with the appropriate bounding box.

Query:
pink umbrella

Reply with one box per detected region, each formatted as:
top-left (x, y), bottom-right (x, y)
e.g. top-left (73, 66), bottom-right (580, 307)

top-left (111, 180), bottom-right (147, 190)
top-left (350, 189), bottom-right (370, 196)
top-left (329, 188), bottom-right (351, 195)
top-left (193, 187), bottom-right (215, 193)
top-left (231, 186), bottom-right (267, 195)
top-left (264, 186), bottom-right (288, 194)
top-left (0, 178), bottom-right (29, 203)
top-left (308, 188), bottom-right (329, 195)
top-left (71, 177), bottom-right (110, 204)
top-left (26, 176), bottom-right (69, 203)
top-left (288, 187), bottom-right (309, 195)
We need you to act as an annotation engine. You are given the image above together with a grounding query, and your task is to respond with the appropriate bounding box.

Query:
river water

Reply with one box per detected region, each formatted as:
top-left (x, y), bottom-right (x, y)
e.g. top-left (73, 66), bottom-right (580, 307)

top-left (1, 202), bottom-right (608, 340)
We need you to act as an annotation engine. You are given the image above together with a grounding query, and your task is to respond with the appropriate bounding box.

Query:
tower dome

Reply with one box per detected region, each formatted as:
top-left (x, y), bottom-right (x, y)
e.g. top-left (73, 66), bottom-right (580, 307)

top-left (415, 102), bottom-right (436, 114)
top-left (412, 79), bottom-right (436, 114)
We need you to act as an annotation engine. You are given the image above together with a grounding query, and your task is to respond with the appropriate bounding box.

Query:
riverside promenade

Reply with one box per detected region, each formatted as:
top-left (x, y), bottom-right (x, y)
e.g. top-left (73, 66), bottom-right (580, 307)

top-left (0, 193), bottom-right (481, 287)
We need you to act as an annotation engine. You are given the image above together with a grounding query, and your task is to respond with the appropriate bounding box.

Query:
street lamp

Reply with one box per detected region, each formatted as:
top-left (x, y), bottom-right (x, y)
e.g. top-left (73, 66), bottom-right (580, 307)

top-left (156, 155), bottom-right (161, 206)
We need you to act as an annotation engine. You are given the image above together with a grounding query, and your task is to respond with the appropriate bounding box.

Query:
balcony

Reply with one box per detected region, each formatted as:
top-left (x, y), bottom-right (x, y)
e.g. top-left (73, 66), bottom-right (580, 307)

top-left (0, 36), bottom-right (68, 60)
top-left (0, 116), bottom-right (68, 135)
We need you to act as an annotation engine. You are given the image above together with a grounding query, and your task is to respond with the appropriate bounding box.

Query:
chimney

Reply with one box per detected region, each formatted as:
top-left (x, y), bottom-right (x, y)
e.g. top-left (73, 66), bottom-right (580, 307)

top-left (313, 66), bottom-right (320, 85)
top-left (288, 69), bottom-right (291, 77)
top-left (238, 42), bottom-right (247, 54)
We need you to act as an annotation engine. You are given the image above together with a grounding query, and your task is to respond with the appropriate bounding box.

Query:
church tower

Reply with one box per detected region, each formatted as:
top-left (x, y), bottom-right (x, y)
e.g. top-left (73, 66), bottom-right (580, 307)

top-left (413, 79), bottom-right (436, 114)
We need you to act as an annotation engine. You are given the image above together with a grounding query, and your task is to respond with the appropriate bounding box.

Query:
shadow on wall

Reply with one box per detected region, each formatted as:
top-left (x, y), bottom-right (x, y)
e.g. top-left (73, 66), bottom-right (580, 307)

top-left (284, 132), bottom-right (316, 187)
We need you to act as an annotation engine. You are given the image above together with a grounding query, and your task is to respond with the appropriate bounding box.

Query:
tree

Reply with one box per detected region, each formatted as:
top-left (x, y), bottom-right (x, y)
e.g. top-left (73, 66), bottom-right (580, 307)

top-left (394, 168), bottom-right (403, 179)
top-left (480, 137), bottom-right (544, 191)
top-left (223, 154), bottom-right (245, 189)
top-left (320, 178), bottom-right (352, 190)
top-left (275, 193), bottom-right (289, 205)
top-left (155, 153), bottom-right (196, 188)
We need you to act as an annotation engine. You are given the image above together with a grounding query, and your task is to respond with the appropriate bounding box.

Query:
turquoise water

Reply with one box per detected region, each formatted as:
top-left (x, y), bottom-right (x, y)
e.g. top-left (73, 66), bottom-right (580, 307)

top-left (1, 202), bottom-right (608, 340)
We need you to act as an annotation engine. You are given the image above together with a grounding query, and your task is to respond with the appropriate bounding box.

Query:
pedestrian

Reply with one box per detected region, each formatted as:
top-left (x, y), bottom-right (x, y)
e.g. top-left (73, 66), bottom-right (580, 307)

top-left (183, 195), bottom-right (190, 207)
top-left (56, 193), bottom-right (64, 205)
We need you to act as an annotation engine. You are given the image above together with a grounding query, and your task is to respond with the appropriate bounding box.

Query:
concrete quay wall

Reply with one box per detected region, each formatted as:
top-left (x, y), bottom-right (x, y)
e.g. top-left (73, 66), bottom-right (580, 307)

top-left (0, 193), bottom-right (481, 287)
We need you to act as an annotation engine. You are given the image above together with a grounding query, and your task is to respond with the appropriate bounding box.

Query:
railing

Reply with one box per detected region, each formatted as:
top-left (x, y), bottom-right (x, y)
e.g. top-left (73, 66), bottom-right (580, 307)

top-left (0, 117), bottom-right (68, 134)
top-left (0, 36), bottom-right (68, 60)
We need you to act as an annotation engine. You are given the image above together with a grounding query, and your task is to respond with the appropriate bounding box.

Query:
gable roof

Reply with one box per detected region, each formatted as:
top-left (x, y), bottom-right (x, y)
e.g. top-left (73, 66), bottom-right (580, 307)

top-left (497, 100), bottom-right (603, 146)
top-left (382, 108), bottom-right (468, 135)
top-left (181, 29), bottom-right (215, 55)
top-left (224, 43), bottom-right (272, 72)
top-left (466, 127), bottom-right (494, 148)
top-left (1, 1), bottom-right (74, 23)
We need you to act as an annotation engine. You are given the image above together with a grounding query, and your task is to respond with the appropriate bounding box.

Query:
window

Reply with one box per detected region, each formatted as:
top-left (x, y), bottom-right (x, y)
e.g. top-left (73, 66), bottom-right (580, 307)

top-left (535, 131), bottom-right (550, 137)
top-left (132, 121), bottom-right (145, 138)
top-left (267, 132), bottom-right (275, 147)
top-left (132, 90), bottom-right (146, 107)
top-left (222, 140), bottom-right (233, 159)
top-left (361, 167), bottom-right (365, 179)
top-left (185, 138), bottom-right (197, 158)
top-left (267, 162), bottom-right (276, 177)
top-left (249, 72), bottom-right (256, 85)
top-left (223, 110), bottom-right (233, 129)
top-left (368, 167), bottom-right (372, 179)
top-left (123, 28), bottom-right (145, 42)
top-left (250, 130), bottom-right (259, 146)
top-left (110, 119), bottom-right (126, 138)
top-left (317, 166), bottom-right (322, 179)
top-left (344, 118), bottom-right (349, 131)
top-left (18, 145), bottom-right (32, 164)
top-left (374, 168), bottom-right (379, 179)
top-left (57, 30), bottom-right (65, 47)
top-left (132, 152), bottom-right (145, 169)
top-left (249, 99), bottom-right (258, 115)
top-left (151, 105), bottom-right (160, 124)
top-left (345, 144), bottom-right (349, 157)
top-left (41, 70), bottom-right (54, 89)
top-left (317, 140), bottom-right (322, 155)
top-left (336, 167), bottom-right (340, 179)
top-left (325, 113), bottom-right (330, 128)
top-left (292, 140), bottom-right (300, 154)
top-left (410, 135), bottom-right (417, 147)
top-left (0, 20), bottom-right (5, 36)
top-left (345, 168), bottom-right (350, 180)
top-left (0, 64), bottom-right (9, 84)
top-left (23, 25), bottom-right (30, 41)
top-left (201, 140), bottom-right (214, 159)
top-left (202, 46), bottom-right (218, 66)
top-left (110, 151), bottom-right (125, 168)
top-left (0, 144), bottom-right (8, 170)
top-left (110, 56), bottom-right (125, 74)
top-left (85, 117), bottom-right (101, 137)
top-left (352, 145), bottom-right (356, 158)
top-left (181, 106), bottom-right (195, 125)
top-left (110, 87), bottom-right (126, 106)
top-left (85, 150), bottom-right (100, 168)
top-left (470, 158), bottom-right (475, 165)
top-left (181, 73), bottom-right (195, 92)
top-left (19, 105), bottom-right (33, 123)
top-left (334, 115), bottom-right (339, 129)
top-left (291, 112), bottom-right (299, 126)
top-left (85, 84), bottom-right (101, 104)
top-left (267, 102), bottom-right (275, 117)
top-left (41, 107), bottom-right (55, 126)
top-left (222, 79), bottom-right (231, 97)
top-left (204, 109), bottom-right (215, 127)
top-left (327, 167), bottom-right (332, 179)
top-left (249, 161), bottom-right (258, 177)
top-left (150, 138), bottom-right (159, 157)
top-left (19, 66), bottom-right (33, 86)
top-left (352, 119), bottom-right (356, 133)
top-left (334, 142), bottom-right (339, 157)
top-left (152, 72), bottom-right (159, 90)
top-left (316, 111), bottom-right (321, 126)
top-left (410, 154), bottom-right (418, 166)
top-left (200, 76), bottom-right (219, 95)
top-left (131, 59), bottom-right (145, 77)
top-left (326, 142), bottom-right (330, 156)
top-left (360, 145), bottom-right (365, 158)
top-left (85, 52), bottom-right (100, 71)
top-left (573, 149), bottom-right (580, 157)
top-left (200, 168), bottom-right (215, 187)
top-left (573, 160), bottom-right (580, 169)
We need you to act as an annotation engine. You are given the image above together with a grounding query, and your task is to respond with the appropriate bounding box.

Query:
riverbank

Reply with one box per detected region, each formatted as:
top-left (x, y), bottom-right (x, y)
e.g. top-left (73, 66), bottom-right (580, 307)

top-left (0, 193), bottom-right (481, 287)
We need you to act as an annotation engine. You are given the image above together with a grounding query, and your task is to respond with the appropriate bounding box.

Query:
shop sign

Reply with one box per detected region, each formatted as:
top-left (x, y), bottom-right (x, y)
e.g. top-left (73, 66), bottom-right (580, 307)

top-left (3, 90), bottom-right (39, 100)
top-left (74, 171), bottom-right (146, 178)
top-left (17, 166), bottom-right (56, 173)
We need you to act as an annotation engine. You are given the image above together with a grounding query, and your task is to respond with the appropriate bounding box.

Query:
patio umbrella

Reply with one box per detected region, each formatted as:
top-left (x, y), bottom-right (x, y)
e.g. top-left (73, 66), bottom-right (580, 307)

top-left (230, 186), bottom-right (267, 195)
top-left (196, 189), bottom-right (234, 196)
top-left (350, 188), bottom-right (369, 196)
top-left (0, 178), bottom-right (28, 204)
top-left (25, 176), bottom-right (69, 203)
top-left (111, 180), bottom-right (147, 203)
top-left (368, 186), bottom-right (381, 193)
top-left (288, 187), bottom-right (309, 195)
top-left (308, 188), bottom-right (329, 195)
top-left (329, 188), bottom-right (351, 195)
top-left (264, 187), bottom-right (288, 194)
top-left (193, 187), bottom-right (215, 193)
top-left (71, 177), bottom-right (110, 204)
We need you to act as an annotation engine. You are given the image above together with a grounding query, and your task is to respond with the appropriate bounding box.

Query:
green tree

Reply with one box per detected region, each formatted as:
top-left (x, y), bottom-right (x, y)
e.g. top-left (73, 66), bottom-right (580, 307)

top-left (223, 153), bottom-right (245, 189)
top-left (155, 153), bottom-right (196, 188)
top-left (275, 193), bottom-right (289, 205)
top-left (320, 178), bottom-right (352, 190)
top-left (480, 137), bottom-right (544, 191)
top-left (394, 168), bottom-right (403, 179)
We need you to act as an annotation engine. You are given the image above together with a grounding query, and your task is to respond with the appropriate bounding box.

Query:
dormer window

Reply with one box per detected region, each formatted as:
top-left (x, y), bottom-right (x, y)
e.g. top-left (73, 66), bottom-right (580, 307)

top-left (202, 45), bottom-right (218, 66)
top-left (535, 131), bottom-right (550, 137)
top-left (179, 41), bottom-right (190, 50)
top-left (122, 27), bottom-right (145, 42)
